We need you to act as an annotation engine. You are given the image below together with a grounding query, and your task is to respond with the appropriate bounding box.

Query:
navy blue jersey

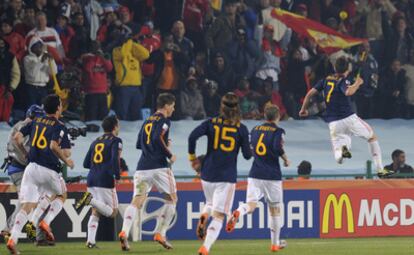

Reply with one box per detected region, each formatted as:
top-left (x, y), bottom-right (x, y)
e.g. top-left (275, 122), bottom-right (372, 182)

top-left (136, 113), bottom-right (173, 170)
top-left (20, 116), bottom-right (69, 173)
top-left (314, 75), bottom-right (354, 122)
top-left (84, 134), bottom-right (122, 188)
top-left (188, 117), bottom-right (252, 183)
top-left (249, 123), bottom-right (285, 181)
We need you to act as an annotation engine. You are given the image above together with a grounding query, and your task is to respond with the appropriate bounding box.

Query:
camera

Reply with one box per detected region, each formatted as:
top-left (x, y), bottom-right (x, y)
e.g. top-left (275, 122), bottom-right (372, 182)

top-left (67, 127), bottom-right (87, 140)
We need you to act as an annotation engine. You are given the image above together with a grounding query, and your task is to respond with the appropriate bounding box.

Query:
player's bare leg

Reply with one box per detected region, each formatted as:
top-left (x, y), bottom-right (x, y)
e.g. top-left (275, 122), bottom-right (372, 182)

top-left (198, 211), bottom-right (225, 255)
top-left (153, 193), bottom-right (177, 249)
top-left (196, 203), bottom-right (212, 240)
top-left (268, 205), bottom-right (287, 252)
top-left (118, 194), bottom-right (147, 251)
top-left (226, 202), bottom-right (256, 232)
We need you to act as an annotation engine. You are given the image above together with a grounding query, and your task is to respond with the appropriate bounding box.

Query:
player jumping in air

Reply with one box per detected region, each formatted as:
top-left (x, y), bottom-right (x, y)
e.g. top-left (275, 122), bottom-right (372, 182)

top-left (118, 93), bottom-right (177, 251)
top-left (6, 95), bottom-right (74, 255)
top-left (226, 104), bottom-right (289, 252)
top-left (188, 93), bottom-right (252, 255)
top-left (299, 57), bottom-right (392, 177)
top-left (75, 115), bottom-right (122, 248)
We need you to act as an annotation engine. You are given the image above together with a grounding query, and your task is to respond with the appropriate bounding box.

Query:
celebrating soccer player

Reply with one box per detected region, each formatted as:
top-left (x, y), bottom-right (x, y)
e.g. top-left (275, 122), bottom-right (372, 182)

top-left (75, 115), bottom-right (122, 248)
top-left (226, 104), bottom-right (289, 252)
top-left (6, 95), bottom-right (74, 255)
top-left (188, 92), bottom-right (252, 255)
top-left (118, 93), bottom-right (177, 251)
top-left (299, 57), bottom-right (392, 177)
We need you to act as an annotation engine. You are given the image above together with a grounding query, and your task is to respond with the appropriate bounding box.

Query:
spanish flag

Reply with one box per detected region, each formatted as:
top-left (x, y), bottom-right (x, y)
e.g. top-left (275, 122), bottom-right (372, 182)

top-left (271, 8), bottom-right (367, 54)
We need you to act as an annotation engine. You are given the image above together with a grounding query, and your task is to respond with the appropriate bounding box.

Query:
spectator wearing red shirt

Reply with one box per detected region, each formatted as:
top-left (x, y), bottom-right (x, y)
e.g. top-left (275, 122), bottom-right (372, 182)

top-left (96, 7), bottom-right (117, 43)
top-left (259, 77), bottom-right (287, 120)
top-left (54, 13), bottom-right (74, 58)
top-left (182, 0), bottom-right (209, 52)
top-left (1, 19), bottom-right (26, 62)
top-left (81, 41), bottom-right (113, 121)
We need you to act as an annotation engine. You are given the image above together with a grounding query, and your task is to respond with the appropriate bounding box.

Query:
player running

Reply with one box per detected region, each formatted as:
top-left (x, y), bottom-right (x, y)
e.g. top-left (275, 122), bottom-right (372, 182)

top-left (299, 57), bottom-right (391, 177)
top-left (6, 95), bottom-right (74, 255)
top-left (118, 93), bottom-right (177, 251)
top-left (188, 92), bottom-right (252, 255)
top-left (226, 104), bottom-right (289, 252)
top-left (75, 115), bottom-right (122, 248)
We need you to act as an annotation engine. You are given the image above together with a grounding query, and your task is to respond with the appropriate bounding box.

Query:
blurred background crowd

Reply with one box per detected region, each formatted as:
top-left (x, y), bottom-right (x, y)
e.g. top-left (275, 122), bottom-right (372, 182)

top-left (0, 0), bottom-right (414, 123)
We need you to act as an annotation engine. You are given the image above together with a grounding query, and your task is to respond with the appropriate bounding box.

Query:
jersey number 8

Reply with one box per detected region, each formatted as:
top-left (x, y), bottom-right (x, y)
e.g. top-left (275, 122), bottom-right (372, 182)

top-left (213, 126), bottom-right (237, 152)
top-left (32, 125), bottom-right (48, 149)
top-left (93, 143), bottom-right (105, 163)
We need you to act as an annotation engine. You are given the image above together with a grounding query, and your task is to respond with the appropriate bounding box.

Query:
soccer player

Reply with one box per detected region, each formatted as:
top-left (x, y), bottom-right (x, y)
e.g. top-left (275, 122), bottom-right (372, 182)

top-left (226, 104), bottom-right (289, 252)
top-left (299, 57), bottom-right (391, 177)
top-left (6, 95), bottom-right (74, 255)
top-left (75, 115), bottom-right (122, 248)
top-left (118, 93), bottom-right (177, 251)
top-left (188, 92), bottom-right (252, 255)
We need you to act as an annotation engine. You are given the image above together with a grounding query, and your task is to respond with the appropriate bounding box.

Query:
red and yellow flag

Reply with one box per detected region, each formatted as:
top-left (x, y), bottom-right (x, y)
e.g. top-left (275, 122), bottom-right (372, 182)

top-left (271, 8), bottom-right (367, 54)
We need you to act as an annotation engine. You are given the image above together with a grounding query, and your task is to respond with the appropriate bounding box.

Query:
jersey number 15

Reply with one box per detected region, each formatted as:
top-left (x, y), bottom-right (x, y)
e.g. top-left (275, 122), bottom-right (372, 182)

top-left (213, 126), bottom-right (236, 152)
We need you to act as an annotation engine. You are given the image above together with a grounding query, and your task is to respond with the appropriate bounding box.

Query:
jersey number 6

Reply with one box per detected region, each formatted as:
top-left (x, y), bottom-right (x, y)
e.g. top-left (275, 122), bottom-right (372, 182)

top-left (255, 133), bottom-right (267, 156)
top-left (213, 126), bottom-right (237, 152)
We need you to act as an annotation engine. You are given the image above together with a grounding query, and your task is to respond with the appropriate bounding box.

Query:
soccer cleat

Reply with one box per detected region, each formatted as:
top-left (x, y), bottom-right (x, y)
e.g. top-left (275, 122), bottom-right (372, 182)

top-left (341, 146), bottom-right (352, 159)
top-left (377, 169), bottom-right (395, 178)
top-left (6, 239), bottom-right (20, 255)
top-left (75, 192), bottom-right (93, 210)
top-left (198, 245), bottom-right (209, 255)
top-left (1, 230), bottom-right (11, 243)
top-left (196, 213), bottom-right (209, 240)
top-left (38, 220), bottom-right (55, 242)
top-left (271, 240), bottom-right (288, 252)
top-left (153, 233), bottom-right (173, 250)
top-left (24, 222), bottom-right (36, 242)
top-left (118, 231), bottom-right (130, 251)
top-left (86, 242), bottom-right (99, 249)
top-left (226, 210), bottom-right (240, 233)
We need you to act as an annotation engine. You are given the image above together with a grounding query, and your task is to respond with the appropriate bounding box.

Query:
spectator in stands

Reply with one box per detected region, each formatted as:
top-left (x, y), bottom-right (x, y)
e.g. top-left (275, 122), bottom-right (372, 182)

top-left (182, 0), bottom-right (209, 53)
top-left (96, 7), bottom-right (116, 43)
top-left (26, 12), bottom-right (65, 63)
top-left (260, 0), bottom-right (288, 42)
top-left (384, 149), bottom-right (413, 176)
top-left (383, 16), bottom-right (413, 67)
top-left (1, 19), bottom-right (25, 62)
top-left (147, 33), bottom-right (190, 119)
top-left (0, 37), bottom-right (20, 122)
top-left (117, 6), bottom-right (139, 37)
top-left (206, 51), bottom-right (236, 95)
top-left (1, 0), bottom-right (25, 25)
top-left (180, 76), bottom-right (206, 120)
top-left (84, 0), bottom-right (103, 40)
top-left (234, 77), bottom-right (261, 119)
top-left (259, 77), bottom-right (287, 120)
top-left (353, 41), bottom-right (378, 119)
top-left (112, 38), bottom-right (149, 120)
top-left (23, 36), bottom-right (56, 110)
top-left (379, 59), bottom-right (407, 118)
top-left (54, 8), bottom-right (74, 57)
top-left (297, 160), bottom-right (312, 180)
top-left (68, 12), bottom-right (90, 60)
top-left (206, 0), bottom-right (246, 51)
top-left (202, 80), bottom-right (221, 117)
top-left (402, 50), bottom-right (414, 119)
top-left (14, 6), bottom-right (36, 36)
top-left (172, 21), bottom-right (194, 66)
top-left (81, 41), bottom-right (113, 121)
top-left (226, 28), bottom-right (261, 79)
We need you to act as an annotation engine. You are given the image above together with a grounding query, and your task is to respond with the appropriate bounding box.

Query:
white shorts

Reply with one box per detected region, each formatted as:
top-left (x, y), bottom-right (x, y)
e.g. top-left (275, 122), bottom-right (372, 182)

top-left (133, 168), bottom-right (177, 197)
top-left (87, 187), bottom-right (118, 209)
top-left (329, 114), bottom-right (374, 151)
top-left (201, 181), bottom-right (235, 215)
top-left (20, 163), bottom-right (66, 203)
top-left (246, 178), bottom-right (283, 205)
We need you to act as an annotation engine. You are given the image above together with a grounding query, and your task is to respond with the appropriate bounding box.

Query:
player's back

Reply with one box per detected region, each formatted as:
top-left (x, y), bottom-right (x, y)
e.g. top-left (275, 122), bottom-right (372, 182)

top-left (315, 75), bottom-right (354, 122)
top-left (249, 122), bottom-right (285, 180)
top-left (189, 117), bottom-right (251, 183)
top-left (84, 133), bottom-right (122, 188)
top-left (22, 116), bottom-right (66, 172)
top-left (137, 113), bottom-right (172, 170)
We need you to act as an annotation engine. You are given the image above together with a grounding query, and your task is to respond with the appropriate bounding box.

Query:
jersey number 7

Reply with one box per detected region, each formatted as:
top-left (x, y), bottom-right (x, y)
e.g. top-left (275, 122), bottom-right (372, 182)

top-left (213, 125), bottom-right (237, 152)
top-left (326, 81), bottom-right (335, 103)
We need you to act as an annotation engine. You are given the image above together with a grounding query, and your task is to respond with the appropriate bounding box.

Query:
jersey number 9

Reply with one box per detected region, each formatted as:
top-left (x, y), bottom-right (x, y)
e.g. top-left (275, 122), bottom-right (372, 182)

top-left (213, 126), bottom-right (237, 152)
top-left (255, 133), bottom-right (267, 156)
top-left (144, 123), bottom-right (153, 144)
top-left (32, 125), bottom-right (48, 149)
top-left (93, 143), bottom-right (105, 163)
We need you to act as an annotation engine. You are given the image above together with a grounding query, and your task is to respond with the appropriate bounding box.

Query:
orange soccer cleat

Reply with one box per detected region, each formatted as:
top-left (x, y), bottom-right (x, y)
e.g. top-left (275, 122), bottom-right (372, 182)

top-left (196, 213), bottom-right (209, 240)
top-left (39, 220), bottom-right (55, 242)
top-left (271, 240), bottom-right (287, 252)
top-left (198, 245), bottom-right (209, 255)
top-left (226, 210), bottom-right (240, 233)
top-left (6, 239), bottom-right (19, 255)
top-left (153, 233), bottom-right (173, 249)
top-left (118, 231), bottom-right (130, 251)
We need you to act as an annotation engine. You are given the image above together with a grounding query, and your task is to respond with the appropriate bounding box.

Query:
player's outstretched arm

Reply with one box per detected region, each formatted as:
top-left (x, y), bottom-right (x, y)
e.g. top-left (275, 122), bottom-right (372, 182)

top-left (299, 88), bottom-right (318, 117)
top-left (344, 76), bottom-right (364, 96)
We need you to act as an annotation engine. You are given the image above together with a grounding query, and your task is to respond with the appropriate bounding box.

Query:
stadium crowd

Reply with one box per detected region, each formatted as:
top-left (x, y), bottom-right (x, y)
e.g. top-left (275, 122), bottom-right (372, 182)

top-left (0, 0), bottom-right (414, 123)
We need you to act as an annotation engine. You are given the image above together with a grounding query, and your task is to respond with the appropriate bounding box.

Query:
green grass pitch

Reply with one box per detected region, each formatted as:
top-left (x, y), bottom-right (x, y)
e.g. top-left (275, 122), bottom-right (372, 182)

top-left (3, 237), bottom-right (413, 255)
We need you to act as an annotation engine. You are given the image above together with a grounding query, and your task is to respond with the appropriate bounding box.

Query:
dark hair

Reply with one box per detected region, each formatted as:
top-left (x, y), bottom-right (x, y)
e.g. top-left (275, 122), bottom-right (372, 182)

top-left (298, 160), bottom-right (312, 176)
top-left (392, 149), bottom-right (404, 160)
top-left (102, 115), bottom-right (119, 133)
top-left (264, 104), bottom-right (280, 121)
top-left (156, 93), bottom-right (176, 109)
top-left (42, 94), bottom-right (61, 114)
top-left (334, 57), bottom-right (349, 74)
top-left (220, 92), bottom-right (241, 125)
